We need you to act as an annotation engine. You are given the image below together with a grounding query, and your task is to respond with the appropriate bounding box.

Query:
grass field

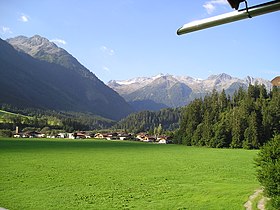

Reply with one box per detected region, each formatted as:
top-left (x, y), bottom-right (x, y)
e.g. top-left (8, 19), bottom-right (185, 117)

top-left (0, 138), bottom-right (259, 209)
top-left (0, 110), bottom-right (31, 124)
top-left (0, 110), bottom-right (28, 117)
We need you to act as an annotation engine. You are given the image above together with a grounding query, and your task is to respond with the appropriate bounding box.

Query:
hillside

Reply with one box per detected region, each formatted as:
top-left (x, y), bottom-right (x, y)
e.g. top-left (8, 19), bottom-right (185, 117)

top-left (0, 36), bottom-right (133, 120)
top-left (114, 108), bottom-right (181, 133)
top-left (108, 73), bottom-right (272, 111)
top-left (0, 108), bottom-right (115, 131)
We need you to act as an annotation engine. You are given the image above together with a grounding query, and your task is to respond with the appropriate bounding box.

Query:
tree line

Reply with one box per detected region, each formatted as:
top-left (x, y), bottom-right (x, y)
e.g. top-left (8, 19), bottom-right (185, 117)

top-left (114, 108), bottom-right (181, 134)
top-left (175, 84), bottom-right (280, 149)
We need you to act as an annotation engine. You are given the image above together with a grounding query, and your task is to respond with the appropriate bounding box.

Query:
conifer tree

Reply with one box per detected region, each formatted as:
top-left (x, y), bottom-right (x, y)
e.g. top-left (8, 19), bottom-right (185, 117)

top-left (256, 135), bottom-right (280, 209)
top-left (243, 112), bottom-right (259, 149)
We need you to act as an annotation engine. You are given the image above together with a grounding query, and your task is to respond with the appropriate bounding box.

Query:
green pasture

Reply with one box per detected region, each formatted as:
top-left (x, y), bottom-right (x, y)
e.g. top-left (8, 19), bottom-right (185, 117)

top-left (0, 110), bottom-right (27, 117)
top-left (0, 110), bottom-right (14, 116)
top-left (0, 110), bottom-right (31, 123)
top-left (0, 138), bottom-right (259, 209)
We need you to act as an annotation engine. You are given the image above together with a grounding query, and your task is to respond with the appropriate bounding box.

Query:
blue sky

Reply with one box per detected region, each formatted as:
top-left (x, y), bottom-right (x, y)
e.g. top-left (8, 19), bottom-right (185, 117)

top-left (1, 0), bottom-right (279, 82)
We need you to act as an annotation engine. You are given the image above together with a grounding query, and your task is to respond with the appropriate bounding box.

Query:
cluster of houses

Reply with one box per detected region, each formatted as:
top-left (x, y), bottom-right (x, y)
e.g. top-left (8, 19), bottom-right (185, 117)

top-left (13, 130), bottom-right (173, 144)
top-left (13, 131), bottom-right (46, 138)
top-left (94, 132), bottom-right (172, 144)
top-left (13, 131), bottom-right (93, 139)
top-left (135, 133), bottom-right (173, 144)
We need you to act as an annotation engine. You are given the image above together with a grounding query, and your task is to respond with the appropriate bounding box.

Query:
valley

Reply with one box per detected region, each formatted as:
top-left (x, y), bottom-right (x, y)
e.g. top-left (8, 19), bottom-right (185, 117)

top-left (0, 34), bottom-right (279, 210)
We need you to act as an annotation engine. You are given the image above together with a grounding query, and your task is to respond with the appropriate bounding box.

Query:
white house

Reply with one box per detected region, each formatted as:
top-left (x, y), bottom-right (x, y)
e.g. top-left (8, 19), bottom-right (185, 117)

top-left (57, 133), bottom-right (67, 138)
top-left (158, 139), bottom-right (167, 144)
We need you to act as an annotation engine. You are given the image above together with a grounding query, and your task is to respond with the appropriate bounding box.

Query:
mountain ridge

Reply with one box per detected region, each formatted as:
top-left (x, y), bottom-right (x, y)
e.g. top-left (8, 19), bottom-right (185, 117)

top-left (108, 73), bottom-right (272, 111)
top-left (7, 35), bottom-right (95, 79)
top-left (1, 35), bottom-right (134, 120)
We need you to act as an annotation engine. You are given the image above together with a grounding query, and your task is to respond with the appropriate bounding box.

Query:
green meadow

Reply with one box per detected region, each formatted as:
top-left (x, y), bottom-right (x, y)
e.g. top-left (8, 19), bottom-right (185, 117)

top-left (0, 138), bottom-right (259, 209)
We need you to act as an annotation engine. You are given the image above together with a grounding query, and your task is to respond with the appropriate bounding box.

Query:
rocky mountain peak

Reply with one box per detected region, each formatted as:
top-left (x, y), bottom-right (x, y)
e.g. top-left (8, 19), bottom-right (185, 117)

top-left (7, 35), bottom-right (59, 56)
top-left (245, 76), bottom-right (255, 84)
top-left (29, 35), bottom-right (52, 45)
top-left (108, 73), bottom-right (272, 111)
top-left (208, 73), bottom-right (232, 81)
top-left (107, 80), bottom-right (121, 88)
top-left (7, 35), bottom-right (96, 79)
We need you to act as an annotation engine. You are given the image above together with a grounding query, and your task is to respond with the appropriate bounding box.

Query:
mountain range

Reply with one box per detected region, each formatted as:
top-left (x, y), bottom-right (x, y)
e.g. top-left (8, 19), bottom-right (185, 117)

top-left (0, 35), bottom-right (133, 120)
top-left (1, 34), bottom-right (274, 118)
top-left (108, 73), bottom-right (272, 111)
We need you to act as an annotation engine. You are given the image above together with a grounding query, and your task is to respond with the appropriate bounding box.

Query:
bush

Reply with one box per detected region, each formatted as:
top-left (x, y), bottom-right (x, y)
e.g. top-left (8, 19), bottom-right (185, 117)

top-left (255, 135), bottom-right (280, 209)
top-left (0, 129), bottom-right (12, 137)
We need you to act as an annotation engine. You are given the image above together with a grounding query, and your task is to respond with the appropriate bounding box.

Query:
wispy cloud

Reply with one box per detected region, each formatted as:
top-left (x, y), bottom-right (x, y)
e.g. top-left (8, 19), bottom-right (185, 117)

top-left (261, 70), bottom-right (280, 75)
top-left (100, 46), bottom-right (115, 56)
top-left (203, 0), bottom-right (228, 14)
top-left (50, 38), bottom-right (67, 45)
top-left (1, 26), bottom-right (12, 34)
top-left (19, 14), bottom-right (29, 22)
top-left (102, 66), bottom-right (111, 72)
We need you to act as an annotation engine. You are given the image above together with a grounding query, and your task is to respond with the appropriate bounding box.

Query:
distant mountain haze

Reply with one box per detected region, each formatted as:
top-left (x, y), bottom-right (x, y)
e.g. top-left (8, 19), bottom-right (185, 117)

top-left (1, 35), bottom-right (134, 120)
top-left (108, 73), bottom-right (272, 111)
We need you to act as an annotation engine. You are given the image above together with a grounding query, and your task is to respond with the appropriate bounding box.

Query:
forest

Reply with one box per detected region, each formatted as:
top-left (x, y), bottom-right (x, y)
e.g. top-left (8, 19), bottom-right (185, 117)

top-left (114, 108), bottom-right (181, 133)
top-left (175, 84), bottom-right (280, 149)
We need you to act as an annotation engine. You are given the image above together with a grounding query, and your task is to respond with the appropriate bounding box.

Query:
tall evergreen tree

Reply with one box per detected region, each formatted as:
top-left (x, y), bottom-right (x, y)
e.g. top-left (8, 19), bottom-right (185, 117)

top-left (201, 110), bottom-right (213, 147)
top-left (243, 112), bottom-right (259, 149)
top-left (211, 114), bottom-right (231, 148)
top-left (230, 108), bottom-right (243, 148)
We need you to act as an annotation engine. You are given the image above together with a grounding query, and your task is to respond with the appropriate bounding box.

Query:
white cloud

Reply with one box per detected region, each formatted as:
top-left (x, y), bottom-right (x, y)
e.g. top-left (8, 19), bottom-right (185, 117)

top-left (1, 26), bottom-right (12, 34)
top-left (102, 66), bottom-right (111, 72)
top-left (203, 0), bottom-right (228, 14)
top-left (203, 3), bottom-right (216, 14)
top-left (19, 14), bottom-right (29, 22)
top-left (51, 38), bottom-right (67, 45)
top-left (100, 45), bottom-right (115, 56)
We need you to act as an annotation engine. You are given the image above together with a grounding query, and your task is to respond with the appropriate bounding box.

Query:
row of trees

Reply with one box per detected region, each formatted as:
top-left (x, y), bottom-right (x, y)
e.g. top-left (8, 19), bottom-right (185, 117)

top-left (175, 85), bottom-right (279, 149)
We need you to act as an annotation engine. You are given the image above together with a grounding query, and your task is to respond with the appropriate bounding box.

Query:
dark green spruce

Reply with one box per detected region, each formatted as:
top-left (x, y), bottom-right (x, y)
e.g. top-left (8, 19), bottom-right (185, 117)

top-left (175, 85), bottom-right (280, 149)
top-left (255, 135), bottom-right (280, 209)
top-left (114, 108), bottom-right (181, 134)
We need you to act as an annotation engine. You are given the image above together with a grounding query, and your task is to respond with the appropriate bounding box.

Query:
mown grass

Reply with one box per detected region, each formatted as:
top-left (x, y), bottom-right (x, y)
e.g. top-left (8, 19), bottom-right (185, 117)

top-left (0, 138), bottom-right (259, 209)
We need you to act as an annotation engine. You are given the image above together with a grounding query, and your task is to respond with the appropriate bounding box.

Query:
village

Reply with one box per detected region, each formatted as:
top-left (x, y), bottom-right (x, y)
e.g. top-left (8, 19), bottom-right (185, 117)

top-left (13, 128), bottom-right (173, 144)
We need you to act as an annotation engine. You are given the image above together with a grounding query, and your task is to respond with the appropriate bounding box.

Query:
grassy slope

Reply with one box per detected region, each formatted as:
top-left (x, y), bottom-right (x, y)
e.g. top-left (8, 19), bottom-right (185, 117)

top-left (0, 139), bottom-right (259, 209)
top-left (0, 109), bottom-right (29, 116)
top-left (0, 109), bottom-right (31, 123)
top-left (0, 109), bottom-right (27, 117)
